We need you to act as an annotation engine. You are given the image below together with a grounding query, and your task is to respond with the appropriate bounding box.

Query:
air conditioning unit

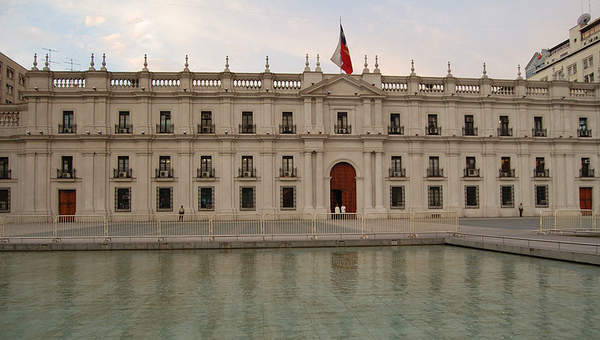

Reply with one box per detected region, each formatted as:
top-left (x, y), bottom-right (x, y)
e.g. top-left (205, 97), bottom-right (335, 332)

top-left (201, 126), bottom-right (212, 133)
top-left (160, 170), bottom-right (169, 178)
top-left (201, 171), bottom-right (211, 178)
top-left (118, 171), bottom-right (128, 178)
top-left (283, 171), bottom-right (291, 177)
top-left (119, 128), bottom-right (129, 133)
top-left (584, 159), bottom-right (591, 164)
top-left (63, 172), bottom-right (72, 178)
top-left (467, 168), bottom-right (478, 176)
top-left (243, 171), bottom-right (253, 177)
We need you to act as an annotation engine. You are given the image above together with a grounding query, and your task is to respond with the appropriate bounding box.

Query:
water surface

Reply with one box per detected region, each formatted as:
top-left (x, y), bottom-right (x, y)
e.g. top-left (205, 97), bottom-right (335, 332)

top-left (1, 246), bottom-right (599, 339)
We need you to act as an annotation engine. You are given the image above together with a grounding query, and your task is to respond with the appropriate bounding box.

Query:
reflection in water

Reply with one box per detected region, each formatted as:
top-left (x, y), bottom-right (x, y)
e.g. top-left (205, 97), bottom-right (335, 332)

top-left (0, 247), bottom-right (599, 339)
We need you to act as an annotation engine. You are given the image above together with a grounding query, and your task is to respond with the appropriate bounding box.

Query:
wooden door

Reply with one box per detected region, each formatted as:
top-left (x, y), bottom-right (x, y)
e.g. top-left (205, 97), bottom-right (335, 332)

top-left (579, 187), bottom-right (592, 211)
top-left (59, 190), bottom-right (76, 216)
top-left (330, 163), bottom-right (357, 213)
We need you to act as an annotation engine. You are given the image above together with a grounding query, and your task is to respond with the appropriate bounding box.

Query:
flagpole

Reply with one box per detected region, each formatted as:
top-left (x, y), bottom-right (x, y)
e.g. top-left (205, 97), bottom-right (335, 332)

top-left (339, 17), bottom-right (343, 74)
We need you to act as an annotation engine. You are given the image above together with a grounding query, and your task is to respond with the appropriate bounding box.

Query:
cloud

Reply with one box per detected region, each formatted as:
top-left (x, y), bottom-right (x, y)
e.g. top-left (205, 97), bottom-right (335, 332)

top-left (84, 15), bottom-right (105, 27)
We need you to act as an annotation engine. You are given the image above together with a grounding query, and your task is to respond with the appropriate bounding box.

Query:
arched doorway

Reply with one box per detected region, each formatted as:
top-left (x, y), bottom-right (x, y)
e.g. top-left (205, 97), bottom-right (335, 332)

top-left (330, 162), bottom-right (357, 213)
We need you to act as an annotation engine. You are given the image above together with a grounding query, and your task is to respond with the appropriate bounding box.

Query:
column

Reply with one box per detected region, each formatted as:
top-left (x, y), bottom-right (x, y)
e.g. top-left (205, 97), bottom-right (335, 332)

top-left (304, 151), bottom-right (313, 211)
top-left (262, 146), bottom-right (274, 214)
top-left (315, 98), bottom-right (324, 132)
top-left (363, 151), bottom-right (373, 211)
top-left (374, 99), bottom-right (383, 132)
top-left (22, 152), bottom-right (36, 214)
top-left (81, 153), bottom-right (94, 214)
top-left (303, 98), bottom-right (312, 133)
top-left (220, 150), bottom-right (234, 213)
top-left (375, 151), bottom-right (384, 210)
top-left (316, 151), bottom-right (325, 211)
top-left (363, 99), bottom-right (371, 133)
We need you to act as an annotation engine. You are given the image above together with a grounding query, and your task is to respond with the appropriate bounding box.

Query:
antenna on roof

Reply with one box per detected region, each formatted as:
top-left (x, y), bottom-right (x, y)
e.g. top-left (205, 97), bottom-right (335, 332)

top-left (64, 58), bottom-right (80, 71)
top-left (42, 48), bottom-right (60, 66)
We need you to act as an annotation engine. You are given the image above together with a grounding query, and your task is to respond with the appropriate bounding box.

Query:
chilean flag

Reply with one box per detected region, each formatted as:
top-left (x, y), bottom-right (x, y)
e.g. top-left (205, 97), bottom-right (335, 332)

top-left (330, 24), bottom-right (353, 74)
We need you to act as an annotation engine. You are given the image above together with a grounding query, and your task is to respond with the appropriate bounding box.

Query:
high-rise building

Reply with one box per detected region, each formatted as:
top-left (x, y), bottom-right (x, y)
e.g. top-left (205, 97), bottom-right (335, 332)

top-left (0, 52), bottom-right (28, 104)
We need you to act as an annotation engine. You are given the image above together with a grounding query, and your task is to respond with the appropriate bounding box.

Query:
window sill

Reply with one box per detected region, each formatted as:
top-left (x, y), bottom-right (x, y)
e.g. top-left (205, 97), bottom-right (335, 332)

top-left (462, 176), bottom-right (483, 181)
top-left (52, 178), bottom-right (81, 183)
top-left (424, 176), bottom-right (446, 181)
top-left (390, 206), bottom-right (406, 210)
top-left (532, 176), bottom-right (551, 181)
top-left (280, 207), bottom-right (296, 211)
top-left (498, 177), bottom-right (518, 181)
top-left (236, 177), bottom-right (259, 181)
top-left (465, 206), bottom-right (480, 209)
top-left (387, 176), bottom-right (409, 181)
top-left (0, 178), bottom-right (17, 183)
top-left (577, 176), bottom-right (597, 181)
top-left (157, 209), bottom-right (173, 212)
top-left (111, 177), bottom-right (136, 182)
top-left (115, 209), bottom-right (131, 213)
top-left (278, 176), bottom-right (299, 181)
top-left (194, 177), bottom-right (218, 182)
top-left (154, 177), bottom-right (176, 182)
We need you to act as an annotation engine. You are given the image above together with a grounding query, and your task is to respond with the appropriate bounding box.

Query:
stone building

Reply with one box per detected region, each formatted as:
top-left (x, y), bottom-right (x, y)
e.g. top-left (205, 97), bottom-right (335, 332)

top-left (0, 51), bottom-right (28, 104)
top-left (0, 53), bottom-right (599, 217)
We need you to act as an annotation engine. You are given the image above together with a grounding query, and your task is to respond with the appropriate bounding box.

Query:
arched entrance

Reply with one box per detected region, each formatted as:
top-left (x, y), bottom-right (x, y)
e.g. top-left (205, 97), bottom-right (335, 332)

top-left (330, 162), bottom-right (356, 213)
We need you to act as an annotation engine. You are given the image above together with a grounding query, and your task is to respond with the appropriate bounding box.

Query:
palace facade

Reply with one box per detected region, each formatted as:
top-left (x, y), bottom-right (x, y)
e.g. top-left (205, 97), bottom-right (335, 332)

top-left (0, 55), bottom-right (599, 217)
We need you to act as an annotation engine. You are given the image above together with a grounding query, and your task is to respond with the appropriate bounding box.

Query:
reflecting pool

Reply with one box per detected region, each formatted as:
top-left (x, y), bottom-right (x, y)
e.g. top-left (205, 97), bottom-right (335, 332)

top-left (1, 246), bottom-right (599, 339)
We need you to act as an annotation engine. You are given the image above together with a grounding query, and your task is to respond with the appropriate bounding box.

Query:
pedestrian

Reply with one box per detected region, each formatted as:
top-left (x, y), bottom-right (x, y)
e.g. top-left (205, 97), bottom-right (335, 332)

top-left (334, 204), bottom-right (341, 219)
top-left (179, 205), bottom-right (185, 222)
top-left (518, 202), bottom-right (523, 217)
top-left (341, 205), bottom-right (346, 220)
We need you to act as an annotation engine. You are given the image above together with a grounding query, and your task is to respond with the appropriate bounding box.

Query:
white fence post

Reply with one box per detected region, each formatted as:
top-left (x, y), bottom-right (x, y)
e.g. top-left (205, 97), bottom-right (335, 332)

top-left (103, 216), bottom-right (109, 237)
top-left (0, 216), bottom-right (4, 238)
top-left (209, 217), bottom-right (214, 239)
top-left (156, 215), bottom-right (161, 238)
top-left (53, 216), bottom-right (58, 238)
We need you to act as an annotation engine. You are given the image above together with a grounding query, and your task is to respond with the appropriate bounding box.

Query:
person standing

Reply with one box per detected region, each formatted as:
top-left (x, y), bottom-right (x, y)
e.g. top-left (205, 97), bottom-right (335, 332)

top-left (518, 203), bottom-right (523, 217)
top-left (179, 205), bottom-right (185, 222)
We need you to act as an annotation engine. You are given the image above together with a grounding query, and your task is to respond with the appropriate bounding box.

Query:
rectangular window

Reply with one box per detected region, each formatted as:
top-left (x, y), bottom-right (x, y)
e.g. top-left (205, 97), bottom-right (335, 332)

top-left (61, 111), bottom-right (74, 133)
top-left (118, 111), bottom-right (131, 132)
top-left (242, 156), bottom-right (253, 172)
top-left (584, 73), bottom-right (595, 82)
top-left (535, 157), bottom-right (545, 171)
top-left (159, 111), bottom-right (172, 133)
top-left (280, 186), bottom-right (296, 210)
top-left (60, 156), bottom-right (73, 178)
top-left (391, 156), bottom-right (402, 172)
top-left (18, 74), bottom-right (25, 86)
top-left (390, 186), bottom-right (405, 209)
top-left (241, 111), bottom-right (254, 133)
top-left (159, 156), bottom-right (171, 171)
top-left (499, 116), bottom-right (510, 136)
top-left (201, 156), bottom-right (212, 172)
top-left (427, 114), bottom-right (439, 135)
top-left (281, 112), bottom-right (294, 133)
top-left (465, 186), bottom-right (479, 208)
top-left (115, 188), bottom-right (131, 212)
top-left (584, 55), bottom-right (593, 69)
top-left (157, 187), bottom-right (173, 211)
top-left (281, 156), bottom-right (294, 176)
top-left (118, 156), bottom-right (129, 172)
top-left (0, 188), bottom-right (10, 212)
top-left (240, 186), bottom-right (256, 210)
top-left (201, 111), bottom-right (212, 129)
top-left (0, 157), bottom-right (9, 179)
top-left (198, 187), bottom-right (215, 210)
top-left (464, 115), bottom-right (475, 135)
top-left (428, 156), bottom-right (441, 177)
top-left (336, 112), bottom-right (349, 133)
top-left (466, 157), bottom-right (476, 170)
top-left (6, 68), bottom-right (13, 79)
top-left (428, 186), bottom-right (443, 209)
top-left (501, 157), bottom-right (511, 171)
top-left (534, 116), bottom-right (543, 130)
top-left (389, 113), bottom-right (402, 134)
top-left (580, 117), bottom-right (588, 130)
top-left (500, 185), bottom-right (514, 208)
top-left (535, 185), bottom-right (549, 208)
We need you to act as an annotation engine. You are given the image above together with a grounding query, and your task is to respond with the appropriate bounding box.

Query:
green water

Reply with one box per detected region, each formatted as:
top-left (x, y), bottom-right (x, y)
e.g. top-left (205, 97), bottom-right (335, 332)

top-left (0, 246), bottom-right (599, 339)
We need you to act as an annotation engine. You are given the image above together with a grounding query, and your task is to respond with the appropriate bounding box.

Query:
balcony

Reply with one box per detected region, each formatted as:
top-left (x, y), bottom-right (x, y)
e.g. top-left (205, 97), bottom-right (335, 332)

top-left (197, 124), bottom-right (215, 134)
top-left (578, 128), bottom-right (592, 137)
top-left (532, 128), bottom-right (547, 137)
top-left (279, 124), bottom-right (296, 134)
top-left (580, 168), bottom-right (595, 178)
top-left (58, 124), bottom-right (77, 134)
top-left (462, 127), bottom-right (478, 136)
top-left (155, 168), bottom-right (174, 178)
top-left (57, 168), bottom-right (76, 179)
top-left (0, 169), bottom-right (11, 179)
top-left (427, 168), bottom-right (444, 177)
top-left (279, 167), bottom-right (298, 177)
top-left (464, 168), bottom-right (480, 177)
top-left (239, 124), bottom-right (256, 134)
top-left (197, 167), bottom-right (216, 178)
top-left (534, 169), bottom-right (549, 177)
top-left (238, 168), bottom-right (257, 178)
top-left (426, 126), bottom-right (441, 135)
top-left (334, 124), bottom-right (352, 134)
top-left (389, 168), bottom-right (406, 178)
top-left (113, 168), bottom-right (133, 178)
top-left (114, 124), bottom-right (132, 134)
top-left (499, 169), bottom-right (516, 177)
top-left (156, 124), bottom-right (174, 134)
top-left (388, 126), bottom-right (404, 135)
top-left (497, 127), bottom-right (513, 136)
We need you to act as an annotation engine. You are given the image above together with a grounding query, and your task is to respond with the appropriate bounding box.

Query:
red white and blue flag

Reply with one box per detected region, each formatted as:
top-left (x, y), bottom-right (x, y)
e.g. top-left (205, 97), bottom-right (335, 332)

top-left (330, 24), bottom-right (353, 74)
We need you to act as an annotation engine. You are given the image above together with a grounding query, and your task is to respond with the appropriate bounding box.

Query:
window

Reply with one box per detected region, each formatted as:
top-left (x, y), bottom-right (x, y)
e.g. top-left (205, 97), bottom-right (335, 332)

top-left (0, 188), bottom-right (9, 212)
top-left (60, 156), bottom-right (73, 178)
top-left (280, 186), bottom-right (296, 209)
top-left (336, 112), bottom-right (349, 134)
top-left (579, 117), bottom-right (591, 137)
top-left (18, 74), bottom-right (25, 86)
top-left (581, 157), bottom-right (593, 177)
top-left (241, 111), bottom-right (254, 133)
top-left (115, 188), bottom-right (131, 212)
top-left (428, 156), bottom-right (442, 177)
top-left (281, 156), bottom-right (294, 176)
top-left (389, 113), bottom-right (402, 134)
top-left (466, 157), bottom-right (476, 169)
top-left (584, 73), bottom-right (595, 82)
top-left (5, 84), bottom-right (13, 95)
top-left (159, 111), bottom-right (172, 133)
top-left (535, 185), bottom-right (549, 208)
top-left (198, 187), bottom-right (214, 210)
top-left (391, 156), bottom-right (402, 172)
top-left (428, 186), bottom-right (443, 209)
top-left (427, 114), bottom-right (439, 135)
top-left (584, 55), bottom-right (593, 69)
top-left (390, 186), bottom-right (405, 209)
top-left (0, 157), bottom-right (9, 179)
top-left (61, 111), bottom-right (74, 133)
top-left (157, 187), bottom-right (173, 211)
top-left (201, 156), bottom-right (212, 172)
top-left (159, 156), bottom-right (171, 171)
top-left (568, 63), bottom-right (577, 76)
top-left (465, 186), bottom-right (479, 208)
top-left (500, 185), bottom-right (514, 208)
top-left (242, 156), bottom-right (253, 172)
top-left (533, 116), bottom-right (543, 132)
top-left (200, 111), bottom-right (213, 133)
top-left (465, 157), bottom-right (478, 177)
top-left (117, 111), bottom-right (131, 133)
top-left (501, 157), bottom-right (511, 170)
top-left (6, 67), bottom-right (13, 79)
top-left (464, 115), bottom-right (475, 135)
top-left (498, 115), bottom-right (510, 136)
top-left (118, 156), bottom-right (129, 172)
top-left (240, 186), bottom-right (256, 210)
top-left (281, 112), bottom-right (294, 133)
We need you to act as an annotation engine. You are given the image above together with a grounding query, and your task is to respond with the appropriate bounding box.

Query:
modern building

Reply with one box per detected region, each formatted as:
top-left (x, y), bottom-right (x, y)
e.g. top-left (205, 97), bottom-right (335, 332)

top-left (0, 52), bottom-right (28, 104)
top-left (0, 54), bottom-right (599, 218)
top-left (526, 13), bottom-right (600, 82)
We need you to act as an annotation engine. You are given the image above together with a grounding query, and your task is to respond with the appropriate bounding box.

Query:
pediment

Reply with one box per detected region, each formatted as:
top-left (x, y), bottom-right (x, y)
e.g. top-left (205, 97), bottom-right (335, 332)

top-left (300, 74), bottom-right (384, 97)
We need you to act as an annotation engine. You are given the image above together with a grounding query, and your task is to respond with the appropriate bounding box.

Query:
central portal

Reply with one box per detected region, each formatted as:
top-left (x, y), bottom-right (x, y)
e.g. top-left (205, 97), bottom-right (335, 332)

top-left (330, 162), bottom-right (357, 213)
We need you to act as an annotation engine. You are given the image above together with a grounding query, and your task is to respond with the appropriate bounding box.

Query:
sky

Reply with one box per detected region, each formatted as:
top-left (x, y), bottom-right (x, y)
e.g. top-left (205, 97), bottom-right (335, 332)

top-left (1, 0), bottom-right (599, 79)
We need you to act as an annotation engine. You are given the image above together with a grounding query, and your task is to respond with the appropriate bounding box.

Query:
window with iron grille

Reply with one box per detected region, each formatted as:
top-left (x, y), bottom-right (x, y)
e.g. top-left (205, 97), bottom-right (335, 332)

top-left (282, 112), bottom-right (293, 131)
top-left (201, 111), bottom-right (212, 127)
top-left (157, 187), bottom-right (173, 211)
top-left (390, 186), bottom-right (405, 209)
top-left (0, 188), bottom-right (10, 212)
top-left (242, 112), bottom-right (254, 133)
top-left (428, 186), bottom-right (443, 209)
top-left (118, 111), bottom-right (130, 130)
top-left (0, 157), bottom-right (8, 179)
top-left (465, 186), bottom-right (479, 208)
top-left (62, 111), bottom-right (74, 131)
top-left (391, 156), bottom-right (402, 172)
top-left (280, 186), bottom-right (296, 210)
top-left (240, 186), bottom-right (256, 210)
top-left (242, 156), bottom-right (253, 172)
top-left (118, 156), bottom-right (129, 172)
top-left (500, 185), bottom-right (514, 208)
top-left (535, 185), bottom-right (549, 208)
top-left (201, 156), bottom-right (212, 172)
top-left (115, 187), bottom-right (131, 212)
top-left (159, 111), bottom-right (172, 132)
top-left (62, 156), bottom-right (73, 173)
top-left (282, 156), bottom-right (293, 174)
top-left (198, 187), bottom-right (215, 210)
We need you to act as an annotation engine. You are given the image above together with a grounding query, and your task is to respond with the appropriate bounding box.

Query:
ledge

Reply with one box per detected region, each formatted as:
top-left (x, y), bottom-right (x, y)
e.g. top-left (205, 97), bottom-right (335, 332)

top-left (532, 176), bottom-right (552, 181)
top-left (51, 178), bottom-right (82, 183)
top-left (498, 177), bottom-right (518, 181)
top-left (110, 177), bottom-right (136, 182)
top-left (277, 176), bottom-right (299, 181)
top-left (387, 176), bottom-right (409, 181)
top-left (236, 177), bottom-right (259, 181)
top-left (577, 177), bottom-right (598, 181)
top-left (194, 177), bottom-right (218, 182)
top-left (153, 177), bottom-right (176, 182)
top-left (462, 176), bottom-right (483, 181)
top-left (424, 176), bottom-right (446, 181)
